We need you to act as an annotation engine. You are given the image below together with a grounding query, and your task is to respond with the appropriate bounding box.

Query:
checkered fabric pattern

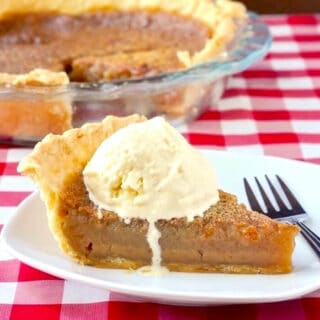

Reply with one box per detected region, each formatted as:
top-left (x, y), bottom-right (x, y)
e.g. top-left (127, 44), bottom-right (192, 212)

top-left (182, 14), bottom-right (320, 165)
top-left (0, 14), bottom-right (320, 320)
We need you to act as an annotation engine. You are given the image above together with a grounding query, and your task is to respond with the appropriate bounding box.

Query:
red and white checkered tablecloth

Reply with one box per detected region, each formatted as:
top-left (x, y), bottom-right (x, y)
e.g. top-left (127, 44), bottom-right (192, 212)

top-left (0, 14), bottom-right (320, 320)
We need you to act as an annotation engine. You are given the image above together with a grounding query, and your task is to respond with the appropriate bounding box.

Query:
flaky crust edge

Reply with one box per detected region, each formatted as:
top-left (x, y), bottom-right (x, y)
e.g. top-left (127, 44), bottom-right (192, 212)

top-left (0, 69), bottom-right (69, 86)
top-left (17, 114), bottom-right (146, 249)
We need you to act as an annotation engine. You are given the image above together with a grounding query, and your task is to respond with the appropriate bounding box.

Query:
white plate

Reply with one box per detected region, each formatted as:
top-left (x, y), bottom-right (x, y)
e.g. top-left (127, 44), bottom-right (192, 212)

top-left (2, 149), bottom-right (320, 305)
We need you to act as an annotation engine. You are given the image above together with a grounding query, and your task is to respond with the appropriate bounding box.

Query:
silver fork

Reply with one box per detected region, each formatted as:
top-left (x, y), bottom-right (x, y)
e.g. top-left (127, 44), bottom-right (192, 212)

top-left (244, 175), bottom-right (320, 258)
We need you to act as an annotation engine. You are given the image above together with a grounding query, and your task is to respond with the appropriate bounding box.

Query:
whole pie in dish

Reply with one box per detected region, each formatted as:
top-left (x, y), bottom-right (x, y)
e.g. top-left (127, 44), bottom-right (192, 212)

top-left (0, 0), bottom-right (247, 141)
top-left (18, 115), bottom-right (299, 274)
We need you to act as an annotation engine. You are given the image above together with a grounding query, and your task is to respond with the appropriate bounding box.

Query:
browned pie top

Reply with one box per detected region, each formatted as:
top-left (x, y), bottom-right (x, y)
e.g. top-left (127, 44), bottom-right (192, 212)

top-left (60, 172), bottom-right (297, 241)
top-left (0, 12), bottom-right (209, 81)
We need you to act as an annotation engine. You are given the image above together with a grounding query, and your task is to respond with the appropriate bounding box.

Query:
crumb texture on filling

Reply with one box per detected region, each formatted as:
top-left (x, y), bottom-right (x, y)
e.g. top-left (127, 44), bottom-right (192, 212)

top-left (0, 12), bottom-right (208, 80)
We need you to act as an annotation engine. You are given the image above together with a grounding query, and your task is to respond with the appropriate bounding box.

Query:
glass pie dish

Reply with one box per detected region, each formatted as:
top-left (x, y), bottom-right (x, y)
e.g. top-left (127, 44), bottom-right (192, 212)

top-left (0, 13), bottom-right (271, 146)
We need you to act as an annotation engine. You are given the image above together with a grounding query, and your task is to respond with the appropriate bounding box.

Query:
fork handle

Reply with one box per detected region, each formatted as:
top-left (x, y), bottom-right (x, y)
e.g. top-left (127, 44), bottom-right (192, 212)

top-left (296, 222), bottom-right (320, 259)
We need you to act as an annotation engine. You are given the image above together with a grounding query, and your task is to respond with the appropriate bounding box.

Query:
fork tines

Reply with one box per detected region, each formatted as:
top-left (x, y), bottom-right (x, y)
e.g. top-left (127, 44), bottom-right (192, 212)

top-left (244, 175), bottom-right (320, 259)
top-left (244, 175), bottom-right (305, 220)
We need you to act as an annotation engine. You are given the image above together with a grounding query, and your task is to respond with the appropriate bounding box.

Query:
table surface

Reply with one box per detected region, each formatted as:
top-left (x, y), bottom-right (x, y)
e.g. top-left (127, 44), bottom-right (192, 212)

top-left (1, 14), bottom-right (320, 320)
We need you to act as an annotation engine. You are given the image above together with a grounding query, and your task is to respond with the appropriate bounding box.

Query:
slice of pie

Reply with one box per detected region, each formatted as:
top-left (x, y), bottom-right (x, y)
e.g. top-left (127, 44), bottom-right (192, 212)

top-left (18, 115), bottom-right (299, 274)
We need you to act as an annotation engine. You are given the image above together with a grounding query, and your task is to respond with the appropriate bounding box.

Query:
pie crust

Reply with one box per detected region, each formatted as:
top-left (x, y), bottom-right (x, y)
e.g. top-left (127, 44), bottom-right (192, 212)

top-left (18, 115), bottom-right (299, 274)
top-left (0, 69), bottom-right (72, 139)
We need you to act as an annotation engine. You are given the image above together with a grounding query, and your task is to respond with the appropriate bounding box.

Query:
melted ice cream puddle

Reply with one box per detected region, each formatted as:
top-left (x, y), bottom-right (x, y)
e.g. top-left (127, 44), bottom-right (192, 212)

top-left (83, 117), bottom-right (219, 273)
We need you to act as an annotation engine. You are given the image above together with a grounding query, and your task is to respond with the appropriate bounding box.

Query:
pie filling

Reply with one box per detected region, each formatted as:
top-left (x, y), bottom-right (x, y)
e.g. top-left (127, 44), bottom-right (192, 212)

top-left (0, 12), bottom-right (209, 81)
top-left (58, 173), bottom-right (298, 274)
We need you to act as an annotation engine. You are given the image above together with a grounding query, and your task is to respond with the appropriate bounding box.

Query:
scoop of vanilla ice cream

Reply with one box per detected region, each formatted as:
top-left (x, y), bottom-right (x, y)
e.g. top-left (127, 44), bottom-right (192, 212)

top-left (83, 117), bottom-right (219, 222)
